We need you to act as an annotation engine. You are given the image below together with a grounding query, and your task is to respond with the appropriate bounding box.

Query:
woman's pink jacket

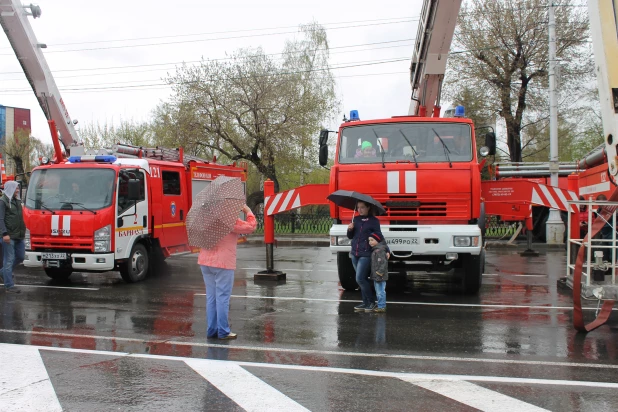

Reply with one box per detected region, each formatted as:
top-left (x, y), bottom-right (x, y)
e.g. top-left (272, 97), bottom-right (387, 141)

top-left (197, 211), bottom-right (257, 270)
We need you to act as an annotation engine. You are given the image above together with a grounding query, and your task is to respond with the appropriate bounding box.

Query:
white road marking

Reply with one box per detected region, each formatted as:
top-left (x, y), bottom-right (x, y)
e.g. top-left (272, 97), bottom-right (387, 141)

top-left (6, 344), bottom-right (617, 390)
top-left (401, 378), bottom-right (549, 411)
top-left (185, 358), bottom-right (310, 412)
top-left (0, 344), bottom-right (62, 412)
top-left (0, 283), bottom-right (99, 291)
top-left (1, 333), bottom-right (617, 371)
top-left (193, 294), bottom-right (612, 311)
top-left (483, 273), bottom-right (547, 277)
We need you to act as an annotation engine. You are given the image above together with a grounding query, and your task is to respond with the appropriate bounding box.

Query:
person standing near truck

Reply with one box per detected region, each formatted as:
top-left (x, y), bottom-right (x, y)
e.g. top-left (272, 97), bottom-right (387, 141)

top-left (368, 233), bottom-right (389, 313)
top-left (347, 201), bottom-right (387, 312)
top-left (0, 181), bottom-right (26, 294)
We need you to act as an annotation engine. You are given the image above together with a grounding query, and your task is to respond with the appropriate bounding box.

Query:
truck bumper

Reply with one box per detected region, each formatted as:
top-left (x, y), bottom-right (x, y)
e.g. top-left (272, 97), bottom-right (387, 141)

top-left (24, 252), bottom-right (115, 271)
top-left (329, 224), bottom-right (482, 257)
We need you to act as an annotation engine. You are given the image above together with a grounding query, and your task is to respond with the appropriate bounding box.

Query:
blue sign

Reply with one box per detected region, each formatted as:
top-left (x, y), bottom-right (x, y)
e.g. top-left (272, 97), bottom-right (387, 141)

top-left (0, 106), bottom-right (5, 144)
top-left (170, 201), bottom-right (176, 217)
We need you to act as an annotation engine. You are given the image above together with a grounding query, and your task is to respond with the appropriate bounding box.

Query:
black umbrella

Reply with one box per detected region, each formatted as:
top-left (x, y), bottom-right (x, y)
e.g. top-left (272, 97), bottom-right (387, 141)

top-left (327, 190), bottom-right (386, 216)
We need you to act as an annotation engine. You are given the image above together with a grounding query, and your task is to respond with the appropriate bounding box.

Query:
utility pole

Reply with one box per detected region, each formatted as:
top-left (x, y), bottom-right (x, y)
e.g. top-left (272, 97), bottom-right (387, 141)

top-left (546, 1), bottom-right (565, 244)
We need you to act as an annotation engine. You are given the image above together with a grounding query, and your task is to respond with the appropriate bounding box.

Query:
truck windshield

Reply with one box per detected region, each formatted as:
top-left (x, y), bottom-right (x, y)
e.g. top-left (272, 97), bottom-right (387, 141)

top-left (26, 168), bottom-right (116, 211)
top-left (338, 122), bottom-right (473, 164)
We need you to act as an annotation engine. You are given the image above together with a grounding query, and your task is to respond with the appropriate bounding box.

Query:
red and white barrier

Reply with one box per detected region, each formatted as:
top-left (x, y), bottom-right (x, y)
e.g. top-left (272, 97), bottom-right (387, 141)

top-left (530, 183), bottom-right (578, 213)
top-left (264, 184), bottom-right (329, 216)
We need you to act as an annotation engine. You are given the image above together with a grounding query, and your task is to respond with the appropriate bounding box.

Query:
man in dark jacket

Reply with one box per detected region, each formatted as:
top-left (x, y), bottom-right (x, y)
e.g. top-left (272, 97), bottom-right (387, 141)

top-left (0, 181), bottom-right (26, 293)
top-left (368, 233), bottom-right (388, 312)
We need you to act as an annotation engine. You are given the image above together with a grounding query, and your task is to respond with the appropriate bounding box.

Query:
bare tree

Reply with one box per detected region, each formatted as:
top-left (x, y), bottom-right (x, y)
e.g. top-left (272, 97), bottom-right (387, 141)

top-left (79, 119), bottom-right (153, 150)
top-left (162, 22), bottom-right (338, 203)
top-left (444, 0), bottom-right (591, 161)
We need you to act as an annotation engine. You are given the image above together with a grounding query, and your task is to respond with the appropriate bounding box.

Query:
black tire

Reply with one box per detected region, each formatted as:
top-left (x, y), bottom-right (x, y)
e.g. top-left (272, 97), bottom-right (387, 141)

top-left (150, 244), bottom-right (167, 265)
top-left (44, 268), bottom-right (72, 281)
top-left (337, 252), bottom-right (358, 291)
top-left (461, 249), bottom-right (485, 295)
top-left (120, 243), bottom-right (149, 283)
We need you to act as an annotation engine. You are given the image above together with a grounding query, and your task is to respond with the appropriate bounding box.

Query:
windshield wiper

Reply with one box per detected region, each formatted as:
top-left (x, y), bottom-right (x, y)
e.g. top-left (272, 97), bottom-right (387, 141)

top-left (432, 128), bottom-right (452, 168)
top-left (371, 129), bottom-right (386, 168)
top-left (62, 202), bottom-right (97, 214)
top-left (27, 197), bottom-right (55, 214)
top-left (398, 130), bottom-right (418, 168)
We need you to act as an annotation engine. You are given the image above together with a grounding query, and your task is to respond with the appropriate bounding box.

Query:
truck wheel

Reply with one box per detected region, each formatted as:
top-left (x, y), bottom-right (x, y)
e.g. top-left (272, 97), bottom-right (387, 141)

top-left (337, 252), bottom-right (358, 291)
top-left (120, 243), bottom-right (149, 283)
top-left (44, 268), bottom-right (72, 281)
top-left (461, 249), bottom-right (485, 295)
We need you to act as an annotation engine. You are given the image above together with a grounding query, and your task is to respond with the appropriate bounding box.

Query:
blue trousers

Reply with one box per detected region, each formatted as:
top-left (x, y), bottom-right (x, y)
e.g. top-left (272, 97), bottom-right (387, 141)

top-left (374, 280), bottom-right (386, 308)
top-left (2, 239), bottom-right (24, 289)
top-left (200, 265), bottom-right (235, 338)
top-left (351, 255), bottom-right (375, 306)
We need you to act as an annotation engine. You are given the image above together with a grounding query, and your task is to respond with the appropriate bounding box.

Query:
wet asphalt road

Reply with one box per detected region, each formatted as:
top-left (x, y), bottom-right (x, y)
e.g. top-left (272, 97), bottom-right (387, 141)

top-left (1, 245), bottom-right (618, 411)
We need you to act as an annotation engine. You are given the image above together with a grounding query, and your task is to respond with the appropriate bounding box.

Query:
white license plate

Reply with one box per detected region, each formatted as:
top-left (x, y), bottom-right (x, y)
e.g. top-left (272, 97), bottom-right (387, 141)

top-left (386, 238), bottom-right (419, 245)
top-left (42, 252), bottom-right (67, 260)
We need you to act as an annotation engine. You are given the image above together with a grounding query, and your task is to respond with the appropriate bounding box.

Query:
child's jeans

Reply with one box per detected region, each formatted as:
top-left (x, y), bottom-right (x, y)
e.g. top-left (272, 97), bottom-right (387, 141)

top-left (374, 280), bottom-right (386, 308)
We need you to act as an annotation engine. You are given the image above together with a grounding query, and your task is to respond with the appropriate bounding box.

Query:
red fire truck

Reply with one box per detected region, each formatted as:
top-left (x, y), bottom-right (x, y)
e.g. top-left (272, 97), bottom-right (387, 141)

top-left (322, 109), bottom-right (486, 293)
top-left (318, 1), bottom-right (485, 294)
top-left (1, 0), bottom-right (247, 282)
top-left (23, 147), bottom-right (246, 282)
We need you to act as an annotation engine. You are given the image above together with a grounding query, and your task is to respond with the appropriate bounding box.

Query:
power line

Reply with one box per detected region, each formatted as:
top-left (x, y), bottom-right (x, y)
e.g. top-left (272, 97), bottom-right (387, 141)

top-left (38, 16), bottom-right (420, 47)
top-left (0, 55), bottom-right (411, 90)
top-left (0, 58), bottom-right (410, 93)
top-left (0, 71), bottom-right (409, 95)
top-left (0, 38), bottom-right (415, 77)
top-left (0, 19), bottom-right (418, 55)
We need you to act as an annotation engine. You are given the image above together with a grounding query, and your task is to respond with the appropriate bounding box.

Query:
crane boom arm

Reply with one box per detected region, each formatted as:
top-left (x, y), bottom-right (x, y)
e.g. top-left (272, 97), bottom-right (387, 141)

top-left (588, 0), bottom-right (618, 182)
top-left (0, 0), bottom-right (80, 153)
top-left (408, 0), bottom-right (462, 117)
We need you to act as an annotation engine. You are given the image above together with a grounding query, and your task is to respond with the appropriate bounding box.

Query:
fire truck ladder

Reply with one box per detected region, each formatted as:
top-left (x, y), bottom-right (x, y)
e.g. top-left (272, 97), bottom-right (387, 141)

top-left (110, 143), bottom-right (212, 167)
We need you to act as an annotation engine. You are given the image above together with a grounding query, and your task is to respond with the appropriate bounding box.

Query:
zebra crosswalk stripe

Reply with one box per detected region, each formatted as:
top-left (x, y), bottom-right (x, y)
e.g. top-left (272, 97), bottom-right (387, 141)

top-left (404, 378), bottom-right (549, 412)
top-left (0, 344), bottom-right (62, 412)
top-left (185, 358), bottom-right (310, 412)
top-left (2, 343), bottom-right (612, 411)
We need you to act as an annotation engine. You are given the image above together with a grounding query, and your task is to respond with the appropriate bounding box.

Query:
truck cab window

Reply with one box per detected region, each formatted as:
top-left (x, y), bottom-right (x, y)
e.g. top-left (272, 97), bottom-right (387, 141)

top-left (118, 169), bottom-right (146, 213)
top-left (163, 171), bottom-right (181, 195)
top-left (339, 123), bottom-right (472, 164)
top-left (26, 168), bottom-right (116, 211)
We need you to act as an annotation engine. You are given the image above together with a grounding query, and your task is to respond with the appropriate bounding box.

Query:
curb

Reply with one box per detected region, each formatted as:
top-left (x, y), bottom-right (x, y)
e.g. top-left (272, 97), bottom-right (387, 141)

top-left (244, 239), bottom-right (330, 247)
top-left (485, 241), bottom-right (566, 250)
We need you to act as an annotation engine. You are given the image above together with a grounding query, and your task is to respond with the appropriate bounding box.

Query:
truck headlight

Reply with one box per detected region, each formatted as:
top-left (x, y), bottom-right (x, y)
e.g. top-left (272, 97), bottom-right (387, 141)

top-left (454, 236), bottom-right (479, 247)
top-left (25, 228), bottom-right (31, 251)
top-left (337, 236), bottom-right (352, 246)
top-left (94, 224), bottom-right (111, 253)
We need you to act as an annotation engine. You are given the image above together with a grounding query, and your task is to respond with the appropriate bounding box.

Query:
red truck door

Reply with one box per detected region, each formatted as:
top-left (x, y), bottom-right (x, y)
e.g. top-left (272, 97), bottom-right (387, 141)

top-left (159, 168), bottom-right (188, 248)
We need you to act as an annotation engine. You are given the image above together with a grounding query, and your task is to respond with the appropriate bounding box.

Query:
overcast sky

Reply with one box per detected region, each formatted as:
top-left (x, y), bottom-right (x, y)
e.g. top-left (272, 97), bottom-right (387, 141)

top-left (0, 0), bottom-right (428, 146)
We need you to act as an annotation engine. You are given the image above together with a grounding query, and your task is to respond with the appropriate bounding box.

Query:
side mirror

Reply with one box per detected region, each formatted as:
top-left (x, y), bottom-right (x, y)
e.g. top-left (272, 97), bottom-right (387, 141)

top-left (319, 145), bottom-right (329, 167)
top-left (117, 217), bottom-right (124, 228)
top-left (128, 179), bottom-right (141, 201)
top-left (484, 132), bottom-right (496, 155)
top-left (319, 129), bottom-right (329, 146)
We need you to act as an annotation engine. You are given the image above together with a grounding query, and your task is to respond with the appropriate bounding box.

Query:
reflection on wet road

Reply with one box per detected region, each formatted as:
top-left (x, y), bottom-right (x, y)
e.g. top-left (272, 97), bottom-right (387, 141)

top-left (1, 246), bottom-right (617, 411)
